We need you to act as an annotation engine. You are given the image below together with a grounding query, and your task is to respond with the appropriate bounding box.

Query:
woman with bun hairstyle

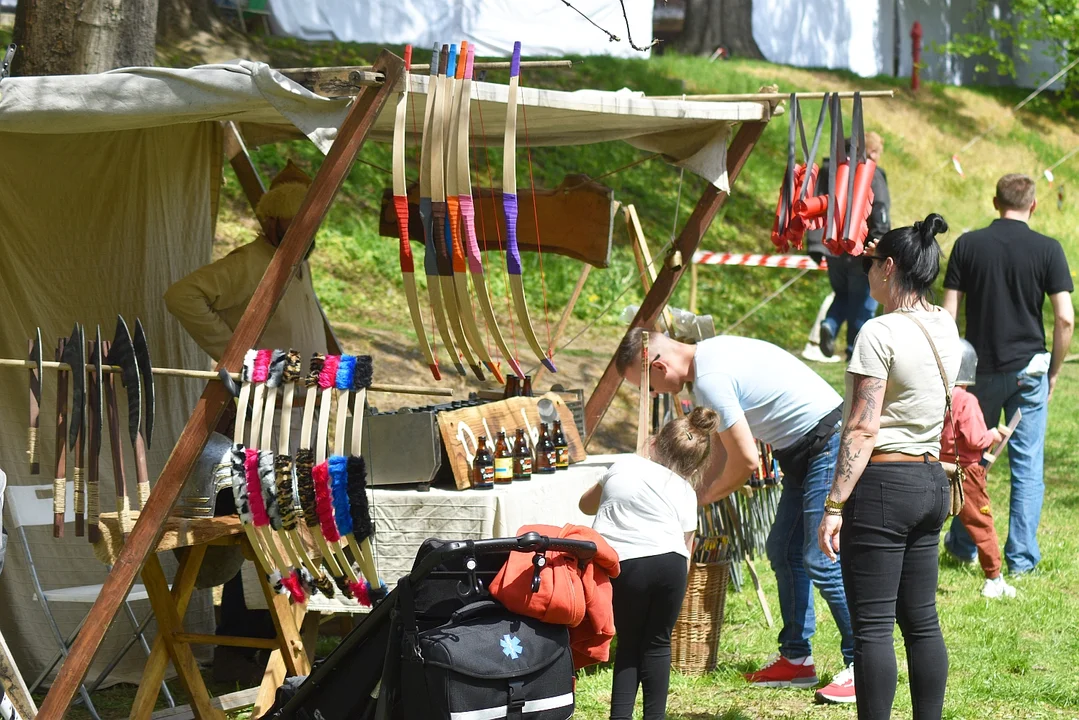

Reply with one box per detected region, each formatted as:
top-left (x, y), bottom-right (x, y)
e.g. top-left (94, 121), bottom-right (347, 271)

top-left (579, 408), bottom-right (717, 720)
top-left (818, 214), bottom-right (962, 720)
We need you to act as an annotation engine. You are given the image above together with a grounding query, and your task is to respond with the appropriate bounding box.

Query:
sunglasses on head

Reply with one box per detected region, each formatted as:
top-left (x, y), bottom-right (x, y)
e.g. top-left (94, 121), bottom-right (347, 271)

top-left (862, 255), bottom-right (886, 274)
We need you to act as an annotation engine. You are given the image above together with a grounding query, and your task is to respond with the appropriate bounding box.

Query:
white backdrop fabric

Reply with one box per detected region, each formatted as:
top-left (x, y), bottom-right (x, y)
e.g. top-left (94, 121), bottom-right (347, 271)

top-left (0, 123), bottom-right (220, 684)
top-left (266, 0), bottom-right (655, 59)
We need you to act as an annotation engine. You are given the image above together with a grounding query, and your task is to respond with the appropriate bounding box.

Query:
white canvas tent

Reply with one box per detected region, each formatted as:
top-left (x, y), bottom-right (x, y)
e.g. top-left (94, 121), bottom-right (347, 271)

top-left (0, 58), bottom-right (763, 685)
top-left (265, 0), bottom-right (655, 59)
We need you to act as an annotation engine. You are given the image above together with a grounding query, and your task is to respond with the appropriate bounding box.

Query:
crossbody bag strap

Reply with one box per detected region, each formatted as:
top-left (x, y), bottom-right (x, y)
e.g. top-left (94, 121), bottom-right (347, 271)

top-left (900, 313), bottom-right (961, 468)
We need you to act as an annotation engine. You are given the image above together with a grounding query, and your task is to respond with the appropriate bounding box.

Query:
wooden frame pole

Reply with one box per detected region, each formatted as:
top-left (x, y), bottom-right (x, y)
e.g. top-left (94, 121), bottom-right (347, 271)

top-left (583, 120), bottom-right (768, 446)
top-left (37, 50), bottom-right (405, 719)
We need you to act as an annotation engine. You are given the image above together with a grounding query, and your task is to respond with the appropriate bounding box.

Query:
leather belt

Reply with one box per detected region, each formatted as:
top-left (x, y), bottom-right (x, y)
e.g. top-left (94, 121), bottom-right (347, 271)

top-left (870, 451), bottom-right (938, 464)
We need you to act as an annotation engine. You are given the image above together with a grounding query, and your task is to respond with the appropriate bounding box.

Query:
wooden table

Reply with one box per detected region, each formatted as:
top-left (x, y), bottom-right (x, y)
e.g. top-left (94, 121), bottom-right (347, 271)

top-left (95, 513), bottom-right (314, 720)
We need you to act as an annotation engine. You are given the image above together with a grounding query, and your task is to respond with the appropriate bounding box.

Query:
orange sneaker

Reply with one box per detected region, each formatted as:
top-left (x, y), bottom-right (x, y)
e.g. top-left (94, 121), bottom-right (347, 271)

top-left (744, 654), bottom-right (819, 688)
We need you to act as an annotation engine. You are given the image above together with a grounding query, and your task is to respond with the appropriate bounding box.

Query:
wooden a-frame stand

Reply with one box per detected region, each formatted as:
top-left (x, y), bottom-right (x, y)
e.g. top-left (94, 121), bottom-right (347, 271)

top-left (37, 49), bottom-right (406, 720)
top-left (583, 119), bottom-right (770, 444)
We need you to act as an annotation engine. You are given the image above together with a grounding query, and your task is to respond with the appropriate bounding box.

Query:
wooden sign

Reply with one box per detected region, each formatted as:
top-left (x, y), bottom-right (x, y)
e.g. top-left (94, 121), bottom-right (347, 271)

top-left (437, 393), bottom-right (586, 490)
top-left (378, 174), bottom-right (615, 268)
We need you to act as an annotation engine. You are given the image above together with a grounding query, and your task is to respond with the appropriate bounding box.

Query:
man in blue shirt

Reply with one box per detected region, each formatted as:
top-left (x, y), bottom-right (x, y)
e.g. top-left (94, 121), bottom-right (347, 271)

top-left (615, 329), bottom-right (855, 704)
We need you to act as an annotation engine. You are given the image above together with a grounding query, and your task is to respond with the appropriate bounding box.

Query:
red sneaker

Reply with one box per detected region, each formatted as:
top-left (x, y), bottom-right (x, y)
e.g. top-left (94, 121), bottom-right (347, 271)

top-left (815, 664), bottom-right (856, 704)
top-left (744, 654), bottom-right (819, 688)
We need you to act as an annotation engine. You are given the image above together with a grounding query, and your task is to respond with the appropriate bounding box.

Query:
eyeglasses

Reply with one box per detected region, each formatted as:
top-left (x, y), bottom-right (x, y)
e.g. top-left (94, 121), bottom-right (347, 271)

top-left (861, 255), bottom-right (886, 275)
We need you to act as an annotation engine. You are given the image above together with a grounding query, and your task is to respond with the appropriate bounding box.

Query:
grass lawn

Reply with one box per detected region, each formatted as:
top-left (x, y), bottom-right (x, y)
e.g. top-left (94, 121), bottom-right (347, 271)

top-left (573, 360), bottom-right (1079, 720)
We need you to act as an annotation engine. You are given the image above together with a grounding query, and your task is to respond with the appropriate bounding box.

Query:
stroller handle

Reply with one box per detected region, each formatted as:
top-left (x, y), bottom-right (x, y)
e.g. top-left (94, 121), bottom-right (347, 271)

top-left (412, 531), bottom-right (597, 580)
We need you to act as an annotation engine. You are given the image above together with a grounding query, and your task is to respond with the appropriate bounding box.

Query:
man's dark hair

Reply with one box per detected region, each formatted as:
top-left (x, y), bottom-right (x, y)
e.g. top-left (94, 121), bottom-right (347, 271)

top-left (996, 174), bottom-right (1036, 211)
top-left (875, 213), bottom-right (948, 301)
top-left (614, 328), bottom-right (648, 375)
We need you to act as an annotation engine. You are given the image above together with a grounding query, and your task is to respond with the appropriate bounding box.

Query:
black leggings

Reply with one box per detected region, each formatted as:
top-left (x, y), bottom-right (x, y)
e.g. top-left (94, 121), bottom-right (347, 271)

top-left (610, 552), bottom-right (688, 720)
top-left (841, 461), bottom-right (950, 720)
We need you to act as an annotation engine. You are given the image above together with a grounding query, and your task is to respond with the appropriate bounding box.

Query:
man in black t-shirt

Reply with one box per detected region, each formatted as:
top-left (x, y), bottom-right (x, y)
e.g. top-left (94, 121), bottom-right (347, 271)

top-left (943, 173), bottom-right (1074, 575)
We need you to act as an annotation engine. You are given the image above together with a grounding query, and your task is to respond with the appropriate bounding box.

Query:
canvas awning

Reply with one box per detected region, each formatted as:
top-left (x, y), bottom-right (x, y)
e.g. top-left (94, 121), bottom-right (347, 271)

top-left (0, 60), bottom-right (768, 190)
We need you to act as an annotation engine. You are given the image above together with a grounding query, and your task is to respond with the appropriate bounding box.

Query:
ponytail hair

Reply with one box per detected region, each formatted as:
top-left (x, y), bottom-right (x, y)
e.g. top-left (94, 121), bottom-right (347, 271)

top-left (875, 213), bottom-right (948, 301)
top-left (651, 407), bottom-right (718, 489)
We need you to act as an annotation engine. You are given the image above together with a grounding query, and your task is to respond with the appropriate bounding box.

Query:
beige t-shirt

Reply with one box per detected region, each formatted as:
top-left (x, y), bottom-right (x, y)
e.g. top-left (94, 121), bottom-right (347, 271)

top-left (845, 307), bottom-right (961, 455)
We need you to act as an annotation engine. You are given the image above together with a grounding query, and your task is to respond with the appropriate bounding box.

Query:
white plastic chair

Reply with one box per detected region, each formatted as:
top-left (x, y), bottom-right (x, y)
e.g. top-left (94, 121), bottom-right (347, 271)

top-left (5, 478), bottom-right (174, 718)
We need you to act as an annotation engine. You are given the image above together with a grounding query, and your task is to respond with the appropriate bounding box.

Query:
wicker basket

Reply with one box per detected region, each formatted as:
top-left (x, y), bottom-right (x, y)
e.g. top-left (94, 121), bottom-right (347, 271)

top-left (670, 560), bottom-right (730, 675)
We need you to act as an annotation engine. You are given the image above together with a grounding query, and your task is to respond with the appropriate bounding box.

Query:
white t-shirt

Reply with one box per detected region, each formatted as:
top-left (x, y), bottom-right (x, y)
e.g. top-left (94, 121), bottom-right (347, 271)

top-left (846, 307), bottom-right (961, 455)
top-left (591, 454), bottom-right (698, 562)
top-left (692, 336), bottom-right (842, 450)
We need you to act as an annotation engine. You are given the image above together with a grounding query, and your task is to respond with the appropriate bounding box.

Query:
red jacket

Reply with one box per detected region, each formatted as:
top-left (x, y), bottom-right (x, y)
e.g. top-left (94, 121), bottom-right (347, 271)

top-left (941, 386), bottom-right (996, 466)
top-left (490, 524), bottom-right (621, 669)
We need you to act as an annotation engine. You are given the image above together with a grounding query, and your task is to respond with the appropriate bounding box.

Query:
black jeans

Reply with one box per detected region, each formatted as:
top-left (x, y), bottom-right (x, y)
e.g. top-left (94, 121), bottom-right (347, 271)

top-left (841, 461), bottom-right (950, 720)
top-left (610, 552), bottom-right (688, 720)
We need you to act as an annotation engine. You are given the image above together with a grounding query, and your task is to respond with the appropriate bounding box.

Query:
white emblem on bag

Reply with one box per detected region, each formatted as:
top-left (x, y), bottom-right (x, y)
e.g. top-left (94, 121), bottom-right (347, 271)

top-left (500, 634), bottom-right (523, 660)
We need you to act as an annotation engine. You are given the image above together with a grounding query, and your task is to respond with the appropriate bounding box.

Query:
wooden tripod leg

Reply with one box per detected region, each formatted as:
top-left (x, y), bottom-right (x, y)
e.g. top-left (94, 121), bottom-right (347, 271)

top-left (743, 557), bottom-right (774, 628)
top-left (129, 544), bottom-right (207, 720)
top-left (140, 553), bottom-right (224, 720)
top-left (252, 558), bottom-right (311, 718)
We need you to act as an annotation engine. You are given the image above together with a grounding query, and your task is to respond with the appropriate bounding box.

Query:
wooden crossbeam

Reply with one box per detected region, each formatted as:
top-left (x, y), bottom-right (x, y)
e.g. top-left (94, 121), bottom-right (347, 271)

top-left (583, 120), bottom-right (769, 446)
top-left (37, 49), bottom-right (406, 720)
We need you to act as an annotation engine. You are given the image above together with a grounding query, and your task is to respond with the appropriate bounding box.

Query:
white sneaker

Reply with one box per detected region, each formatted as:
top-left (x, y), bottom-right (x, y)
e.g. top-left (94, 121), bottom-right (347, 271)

top-left (982, 576), bottom-right (1017, 599)
top-left (801, 343), bottom-right (842, 364)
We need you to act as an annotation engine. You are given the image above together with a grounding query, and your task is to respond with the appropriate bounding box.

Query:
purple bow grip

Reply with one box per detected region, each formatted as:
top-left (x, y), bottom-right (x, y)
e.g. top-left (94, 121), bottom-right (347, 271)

top-left (510, 42), bottom-right (521, 77)
top-left (503, 193), bottom-right (522, 275)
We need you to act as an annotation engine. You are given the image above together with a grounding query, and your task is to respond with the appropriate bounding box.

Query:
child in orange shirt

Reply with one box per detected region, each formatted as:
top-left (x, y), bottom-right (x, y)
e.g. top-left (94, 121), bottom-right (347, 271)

top-left (941, 340), bottom-right (1016, 599)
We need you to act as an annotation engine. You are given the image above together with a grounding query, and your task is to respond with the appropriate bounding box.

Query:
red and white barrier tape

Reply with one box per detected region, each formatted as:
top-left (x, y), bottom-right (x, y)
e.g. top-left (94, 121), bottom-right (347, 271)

top-left (692, 251), bottom-right (827, 270)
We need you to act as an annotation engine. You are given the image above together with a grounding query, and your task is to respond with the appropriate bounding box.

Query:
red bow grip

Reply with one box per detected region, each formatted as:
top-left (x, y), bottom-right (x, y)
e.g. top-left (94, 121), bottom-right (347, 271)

top-left (843, 159), bottom-right (877, 255)
top-left (822, 162), bottom-right (851, 255)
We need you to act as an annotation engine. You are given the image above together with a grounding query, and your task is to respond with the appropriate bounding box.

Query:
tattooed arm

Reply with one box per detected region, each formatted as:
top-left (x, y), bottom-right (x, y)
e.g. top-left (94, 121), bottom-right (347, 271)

top-left (829, 374), bottom-right (886, 504)
top-left (819, 373), bottom-right (886, 560)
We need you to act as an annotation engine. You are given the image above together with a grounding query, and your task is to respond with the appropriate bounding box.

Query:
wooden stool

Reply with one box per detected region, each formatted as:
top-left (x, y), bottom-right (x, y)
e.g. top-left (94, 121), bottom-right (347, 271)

top-left (95, 512), bottom-right (314, 720)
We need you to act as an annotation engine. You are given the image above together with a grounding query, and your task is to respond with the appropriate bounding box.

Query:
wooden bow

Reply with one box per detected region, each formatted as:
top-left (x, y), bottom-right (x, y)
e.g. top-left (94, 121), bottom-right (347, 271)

top-left (446, 42), bottom-right (508, 384)
top-left (418, 44), bottom-right (467, 378)
top-left (453, 43), bottom-right (524, 382)
top-left (430, 44), bottom-right (485, 381)
top-left (502, 41), bottom-right (556, 373)
top-left (392, 45), bottom-right (441, 381)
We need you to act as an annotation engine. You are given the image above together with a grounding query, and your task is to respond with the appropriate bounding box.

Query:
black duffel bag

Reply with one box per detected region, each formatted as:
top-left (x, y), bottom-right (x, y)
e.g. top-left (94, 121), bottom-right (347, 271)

top-left (400, 590), bottom-right (575, 720)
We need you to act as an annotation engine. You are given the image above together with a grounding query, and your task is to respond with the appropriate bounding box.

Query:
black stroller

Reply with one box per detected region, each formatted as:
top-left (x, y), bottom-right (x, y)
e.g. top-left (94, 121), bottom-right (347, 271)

top-left (268, 531), bottom-right (597, 720)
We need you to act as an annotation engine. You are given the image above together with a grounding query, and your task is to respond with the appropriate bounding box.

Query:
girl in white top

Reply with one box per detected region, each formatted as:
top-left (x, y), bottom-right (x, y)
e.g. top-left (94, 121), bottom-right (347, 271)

top-left (817, 213), bottom-right (961, 720)
top-left (579, 407), bottom-right (718, 720)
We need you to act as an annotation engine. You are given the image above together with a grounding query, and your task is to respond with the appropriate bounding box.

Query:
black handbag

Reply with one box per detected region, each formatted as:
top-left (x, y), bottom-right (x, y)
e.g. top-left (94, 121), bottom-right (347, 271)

top-left (400, 590), bottom-right (575, 720)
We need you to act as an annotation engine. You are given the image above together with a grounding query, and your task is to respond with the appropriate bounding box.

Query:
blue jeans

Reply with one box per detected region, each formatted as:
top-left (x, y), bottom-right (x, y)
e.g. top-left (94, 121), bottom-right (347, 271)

top-left (766, 432), bottom-right (855, 665)
top-left (822, 254), bottom-right (879, 357)
top-left (946, 369), bottom-right (1049, 574)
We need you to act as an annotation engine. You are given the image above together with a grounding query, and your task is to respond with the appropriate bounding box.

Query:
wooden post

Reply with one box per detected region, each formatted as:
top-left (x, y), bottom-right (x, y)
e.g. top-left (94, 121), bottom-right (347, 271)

top-left (533, 263), bottom-right (591, 388)
top-left (583, 121), bottom-right (768, 446)
top-left (223, 121), bottom-right (344, 356)
top-left (624, 204), bottom-right (674, 332)
top-left (37, 50), bottom-right (405, 719)
top-left (689, 262), bottom-right (699, 315)
top-left (636, 333), bottom-right (650, 455)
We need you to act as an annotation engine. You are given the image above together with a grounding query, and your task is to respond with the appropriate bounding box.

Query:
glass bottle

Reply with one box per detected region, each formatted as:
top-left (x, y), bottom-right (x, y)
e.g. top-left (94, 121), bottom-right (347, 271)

top-left (503, 375), bottom-right (519, 399)
top-left (493, 431), bottom-right (513, 484)
top-left (472, 436), bottom-right (494, 490)
top-left (512, 427), bottom-right (532, 481)
top-left (535, 423), bottom-right (557, 474)
top-left (552, 420), bottom-right (569, 470)
top-left (521, 375), bottom-right (533, 397)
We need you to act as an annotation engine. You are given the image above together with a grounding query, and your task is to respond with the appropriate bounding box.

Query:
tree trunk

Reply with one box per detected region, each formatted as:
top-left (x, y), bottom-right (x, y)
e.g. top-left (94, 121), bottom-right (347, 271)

top-left (676, 0), bottom-right (764, 60)
top-left (12, 0), bottom-right (159, 75)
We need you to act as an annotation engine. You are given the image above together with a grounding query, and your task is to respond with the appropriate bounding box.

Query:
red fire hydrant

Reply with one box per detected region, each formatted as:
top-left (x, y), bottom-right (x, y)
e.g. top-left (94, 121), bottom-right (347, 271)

top-left (911, 21), bottom-right (922, 92)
